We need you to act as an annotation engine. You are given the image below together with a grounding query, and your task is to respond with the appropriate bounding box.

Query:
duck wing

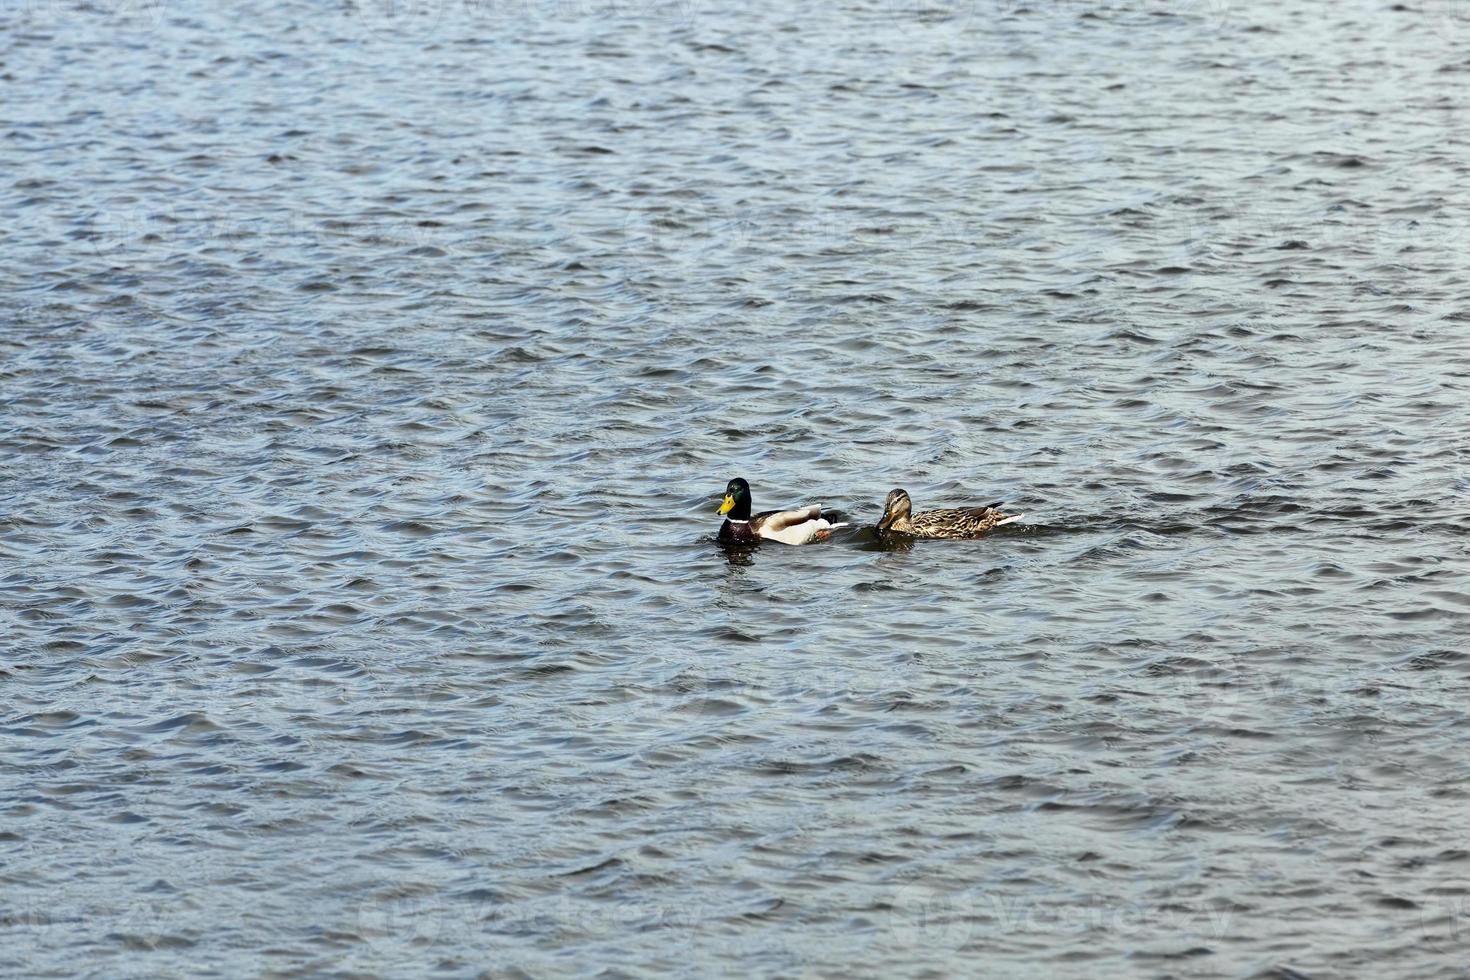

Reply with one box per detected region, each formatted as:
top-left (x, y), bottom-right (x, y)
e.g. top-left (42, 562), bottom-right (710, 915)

top-left (751, 505), bottom-right (840, 545)
top-left (751, 505), bottom-right (822, 533)
top-left (911, 503), bottom-right (1022, 538)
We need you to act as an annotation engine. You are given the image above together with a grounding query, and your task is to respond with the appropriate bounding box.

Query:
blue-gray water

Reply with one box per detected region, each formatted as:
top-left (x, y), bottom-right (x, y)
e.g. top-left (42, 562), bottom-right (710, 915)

top-left (4, 0), bottom-right (1470, 976)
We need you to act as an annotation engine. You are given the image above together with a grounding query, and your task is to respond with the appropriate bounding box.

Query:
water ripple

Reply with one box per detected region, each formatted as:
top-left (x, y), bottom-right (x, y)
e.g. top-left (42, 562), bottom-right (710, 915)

top-left (3, 0), bottom-right (1469, 975)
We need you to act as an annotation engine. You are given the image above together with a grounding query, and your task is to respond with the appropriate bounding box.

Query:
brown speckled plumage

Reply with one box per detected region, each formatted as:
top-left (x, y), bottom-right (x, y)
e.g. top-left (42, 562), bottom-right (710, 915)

top-left (876, 488), bottom-right (1023, 539)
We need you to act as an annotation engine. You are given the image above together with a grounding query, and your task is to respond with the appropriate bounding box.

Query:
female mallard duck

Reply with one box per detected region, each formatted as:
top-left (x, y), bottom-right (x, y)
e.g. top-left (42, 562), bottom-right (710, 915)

top-left (876, 488), bottom-right (1023, 539)
top-left (717, 478), bottom-right (846, 545)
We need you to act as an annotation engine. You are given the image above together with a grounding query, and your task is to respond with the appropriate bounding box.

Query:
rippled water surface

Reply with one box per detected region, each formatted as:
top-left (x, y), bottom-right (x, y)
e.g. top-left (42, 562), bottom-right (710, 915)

top-left (4, 0), bottom-right (1470, 975)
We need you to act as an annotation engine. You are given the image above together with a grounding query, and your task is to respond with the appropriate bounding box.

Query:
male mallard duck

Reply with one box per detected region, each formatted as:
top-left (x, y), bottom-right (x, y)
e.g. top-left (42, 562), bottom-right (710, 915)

top-left (876, 488), bottom-right (1023, 539)
top-left (717, 478), bottom-right (846, 545)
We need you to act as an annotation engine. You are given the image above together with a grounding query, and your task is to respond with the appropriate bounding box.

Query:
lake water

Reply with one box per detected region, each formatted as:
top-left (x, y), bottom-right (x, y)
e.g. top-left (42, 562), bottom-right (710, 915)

top-left (3, 0), bottom-right (1470, 975)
